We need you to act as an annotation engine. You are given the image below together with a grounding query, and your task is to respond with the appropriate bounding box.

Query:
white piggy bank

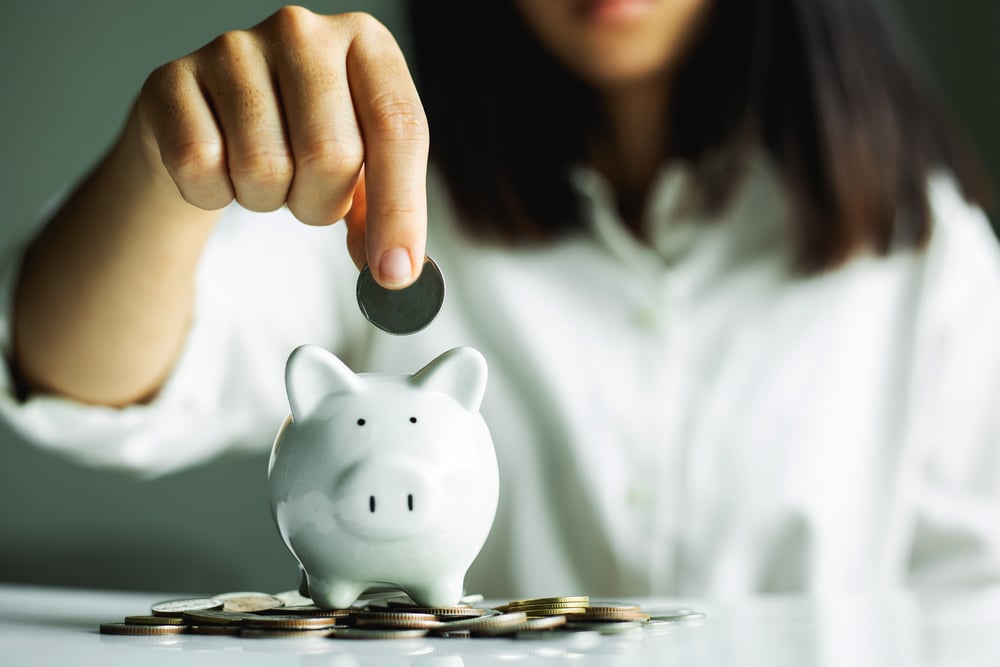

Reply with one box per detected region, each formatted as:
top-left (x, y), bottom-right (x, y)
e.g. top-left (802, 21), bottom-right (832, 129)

top-left (268, 345), bottom-right (499, 609)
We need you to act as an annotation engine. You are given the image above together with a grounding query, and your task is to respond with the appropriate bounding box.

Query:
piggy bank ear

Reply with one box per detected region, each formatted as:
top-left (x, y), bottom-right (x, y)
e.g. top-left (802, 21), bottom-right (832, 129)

top-left (286, 345), bottom-right (362, 421)
top-left (410, 347), bottom-right (488, 412)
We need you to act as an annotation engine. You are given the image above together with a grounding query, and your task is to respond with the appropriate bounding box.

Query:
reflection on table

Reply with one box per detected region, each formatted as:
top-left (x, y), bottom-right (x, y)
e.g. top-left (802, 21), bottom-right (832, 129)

top-left (1, 584), bottom-right (998, 665)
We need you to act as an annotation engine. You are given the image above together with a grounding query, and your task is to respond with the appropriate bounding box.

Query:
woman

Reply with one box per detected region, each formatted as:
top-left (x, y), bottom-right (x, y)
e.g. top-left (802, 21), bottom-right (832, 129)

top-left (4, 0), bottom-right (999, 597)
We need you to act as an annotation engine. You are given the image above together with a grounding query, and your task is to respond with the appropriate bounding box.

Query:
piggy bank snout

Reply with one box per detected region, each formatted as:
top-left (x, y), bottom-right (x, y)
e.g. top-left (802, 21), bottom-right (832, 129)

top-left (333, 458), bottom-right (436, 541)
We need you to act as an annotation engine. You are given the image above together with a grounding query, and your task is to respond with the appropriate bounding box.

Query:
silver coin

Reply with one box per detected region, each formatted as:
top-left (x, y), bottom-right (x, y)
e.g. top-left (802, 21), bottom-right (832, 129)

top-left (357, 256), bottom-right (445, 335)
top-left (565, 620), bottom-right (645, 635)
top-left (151, 597), bottom-right (223, 616)
top-left (213, 591), bottom-right (284, 613)
top-left (648, 610), bottom-right (706, 624)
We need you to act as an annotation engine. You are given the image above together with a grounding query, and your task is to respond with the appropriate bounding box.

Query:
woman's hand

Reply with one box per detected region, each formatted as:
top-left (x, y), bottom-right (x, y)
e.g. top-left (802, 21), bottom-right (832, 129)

top-left (14, 7), bottom-right (427, 405)
top-left (133, 7), bottom-right (428, 287)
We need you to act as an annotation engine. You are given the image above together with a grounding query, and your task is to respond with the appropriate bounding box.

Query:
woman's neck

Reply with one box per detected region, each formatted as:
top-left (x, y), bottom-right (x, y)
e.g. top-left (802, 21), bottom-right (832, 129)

top-left (592, 79), bottom-right (670, 232)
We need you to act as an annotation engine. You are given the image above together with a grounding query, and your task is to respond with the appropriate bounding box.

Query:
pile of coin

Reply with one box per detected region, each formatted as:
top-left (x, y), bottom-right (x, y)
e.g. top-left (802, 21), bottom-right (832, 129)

top-left (99, 591), bottom-right (704, 640)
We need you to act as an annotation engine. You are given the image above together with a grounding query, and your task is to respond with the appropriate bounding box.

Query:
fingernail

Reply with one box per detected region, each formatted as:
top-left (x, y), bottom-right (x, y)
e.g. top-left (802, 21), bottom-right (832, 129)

top-left (378, 247), bottom-right (413, 287)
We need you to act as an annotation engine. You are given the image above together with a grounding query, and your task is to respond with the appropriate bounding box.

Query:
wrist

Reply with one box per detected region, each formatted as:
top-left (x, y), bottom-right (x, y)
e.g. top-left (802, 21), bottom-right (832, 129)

top-left (114, 105), bottom-right (212, 215)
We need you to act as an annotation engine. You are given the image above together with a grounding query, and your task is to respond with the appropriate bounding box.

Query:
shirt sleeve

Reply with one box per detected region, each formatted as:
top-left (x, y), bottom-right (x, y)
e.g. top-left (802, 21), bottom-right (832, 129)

top-left (906, 176), bottom-right (1000, 587)
top-left (0, 201), bottom-right (366, 477)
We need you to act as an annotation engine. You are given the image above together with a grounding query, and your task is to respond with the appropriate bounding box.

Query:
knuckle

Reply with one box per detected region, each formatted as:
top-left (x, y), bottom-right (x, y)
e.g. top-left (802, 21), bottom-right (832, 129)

top-left (288, 197), bottom-right (352, 226)
top-left (166, 140), bottom-right (225, 184)
top-left (143, 59), bottom-right (186, 98)
top-left (209, 28), bottom-right (256, 59)
top-left (366, 94), bottom-right (429, 141)
top-left (267, 5), bottom-right (317, 38)
top-left (296, 136), bottom-right (364, 181)
top-left (230, 150), bottom-right (294, 189)
top-left (341, 11), bottom-right (388, 36)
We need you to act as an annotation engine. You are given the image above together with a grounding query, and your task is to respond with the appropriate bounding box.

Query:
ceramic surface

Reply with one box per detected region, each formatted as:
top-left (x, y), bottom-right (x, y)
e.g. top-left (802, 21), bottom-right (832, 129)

top-left (268, 346), bottom-right (499, 608)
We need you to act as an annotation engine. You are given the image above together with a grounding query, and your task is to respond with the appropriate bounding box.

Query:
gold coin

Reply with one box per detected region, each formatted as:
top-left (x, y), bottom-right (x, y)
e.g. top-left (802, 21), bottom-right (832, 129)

top-left (242, 614), bottom-right (340, 630)
top-left (124, 615), bottom-right (185, 626)
top-left (500, 601), bottom-right (590, 610)
top-left (151, 597), bottom-right (223, 616)
top-left (523, 607), bottom-right (588, 617)
top-left (181, 609), bottom-right (250, 625)
top-left (581, 601), bottom-right (642, 613)
top-left (213, 591), bottom-right (284, 613)
top-left (100, 622), bottom-right (188, 636)
top-left (505, 596), bottom-right (589, 608)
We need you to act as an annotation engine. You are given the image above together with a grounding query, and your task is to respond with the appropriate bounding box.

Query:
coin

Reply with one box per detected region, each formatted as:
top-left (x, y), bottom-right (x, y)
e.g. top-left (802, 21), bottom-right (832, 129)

top-left (100, 622), bottom-right (188, 636)
top-left (331, 627), bottom-right (429, 640)
top-left (566, 610), bottom-right (650, 622)
top-left (259, 604), bottom-right (351, 618)
top-left (241, 627), bottom-right (333, 638)
top-left (505, 596), bottom-right (589, 608)
top-left (213, 591), bottom-right (284, 613)
top-left (243, 614), bottom-right (341, 630)
top-left (181, 609), bottom-right (250, 625)
top-left (565, 620), bottom-right (645, 635)
top-left (475, 614), bottom-right (568, 636)
top-left (431, 611), bottom-right (527, 634)
top-left (274, 589), bottom-right (312, 607)
top-left (581, 602), bottom-right (642, 613)
top-left (124, 615), bottom-right (185, 626)
top-left (459, 593), bottom-right (485, 605)
top-left (437, 629), bottom-right (471, 638)
top-left (390, 606), bottom-right (485, 618)
top-left (648, 610), bottom-right (706, 624)
top-left (356, 256), bottom-right (445, 334)
top-left (151, 597), bottom-right (224, 616)
top-left (353, 615), bottom-right (443, 630)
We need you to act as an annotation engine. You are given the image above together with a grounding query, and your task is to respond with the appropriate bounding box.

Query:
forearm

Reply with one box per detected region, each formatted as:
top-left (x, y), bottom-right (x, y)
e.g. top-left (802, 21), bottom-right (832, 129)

top-left (12, 112), bottom-right (220, 406)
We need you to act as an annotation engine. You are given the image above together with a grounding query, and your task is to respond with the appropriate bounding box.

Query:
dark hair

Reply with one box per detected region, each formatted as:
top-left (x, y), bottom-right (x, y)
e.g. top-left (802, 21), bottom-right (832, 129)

top-left (408, 0), bottom-right (989, 272)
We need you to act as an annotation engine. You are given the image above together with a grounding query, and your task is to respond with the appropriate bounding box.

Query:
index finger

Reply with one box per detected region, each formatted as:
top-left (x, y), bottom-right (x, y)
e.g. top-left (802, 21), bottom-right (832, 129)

top-left (345, 16), bottom-right (428, 289)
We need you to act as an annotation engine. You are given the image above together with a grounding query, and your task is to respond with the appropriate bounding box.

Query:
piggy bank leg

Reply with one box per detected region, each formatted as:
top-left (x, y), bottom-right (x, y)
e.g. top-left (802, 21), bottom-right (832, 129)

top-left (307, 576), bottom-right (366, 610)
top-left (407, 576), bottom-right (465, 608)
top-left (298, 567), bottom-right (310, 598)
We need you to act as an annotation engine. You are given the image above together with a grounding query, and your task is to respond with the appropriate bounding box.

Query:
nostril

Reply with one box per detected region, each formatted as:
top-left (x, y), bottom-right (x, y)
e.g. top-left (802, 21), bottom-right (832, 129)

top-left (369, 495), bottom-right (376, 513)
top-left (408, 494), bottom-right (414, 511)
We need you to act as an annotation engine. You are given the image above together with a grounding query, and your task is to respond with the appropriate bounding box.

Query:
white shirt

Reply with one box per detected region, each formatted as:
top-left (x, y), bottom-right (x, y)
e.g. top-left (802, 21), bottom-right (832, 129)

top-left (2, 159), bottom-right (999, 599)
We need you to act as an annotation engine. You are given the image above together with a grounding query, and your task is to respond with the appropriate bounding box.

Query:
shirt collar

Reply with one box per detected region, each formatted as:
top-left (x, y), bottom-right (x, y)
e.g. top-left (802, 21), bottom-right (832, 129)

top-left (569, 162), bottom-right (703, 278)
top-left (569, 155), bottom-right (791, 282)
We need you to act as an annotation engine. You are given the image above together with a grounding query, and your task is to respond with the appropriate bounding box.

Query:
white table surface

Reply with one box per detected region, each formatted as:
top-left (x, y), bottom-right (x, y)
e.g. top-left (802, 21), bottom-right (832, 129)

top-left (1, 583), bottom-right (998, 666)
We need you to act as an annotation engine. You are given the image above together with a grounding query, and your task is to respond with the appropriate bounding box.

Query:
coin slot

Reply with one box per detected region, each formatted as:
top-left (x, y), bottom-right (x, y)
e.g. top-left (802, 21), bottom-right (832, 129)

top-left (369, 495), bottom-right (376, 513)
top-left (407, 494), bottom-right (414, 511)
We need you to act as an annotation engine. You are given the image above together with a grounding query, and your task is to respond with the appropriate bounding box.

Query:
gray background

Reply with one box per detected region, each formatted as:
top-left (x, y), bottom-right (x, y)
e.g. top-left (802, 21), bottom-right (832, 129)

top-left (0, 1), bottom-right (997, 595)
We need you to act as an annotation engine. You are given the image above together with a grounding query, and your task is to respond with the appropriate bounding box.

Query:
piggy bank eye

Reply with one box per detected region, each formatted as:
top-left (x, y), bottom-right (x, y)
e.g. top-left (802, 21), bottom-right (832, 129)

top-left (409, 417), bottom-right (417, 424)
top-left (357, 418), bottom-right (366, 426)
